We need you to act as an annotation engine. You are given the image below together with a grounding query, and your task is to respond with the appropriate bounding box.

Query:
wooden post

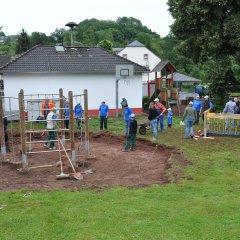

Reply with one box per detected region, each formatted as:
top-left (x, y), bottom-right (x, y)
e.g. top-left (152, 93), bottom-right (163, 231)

top-left (59, 88), bottom-right (65, 143)
top-left (176, 89), bottom-right (181, 116)
top-left (0, 74), bottom-right (6, 158)
top-left (203, 110), bottom-right (207, 137)
top-left (19, 89), bottom-right (27, 167)
top-left (115, 79), bottom-right (119, 118)
top-left (68, 91), bottom-right (76, 166)
top-left (0, 92), bottom-right (6, 157)
top-left (84, 89), bottom-right (90, 157)
top-left (154, 72), bottom-right (157, 98)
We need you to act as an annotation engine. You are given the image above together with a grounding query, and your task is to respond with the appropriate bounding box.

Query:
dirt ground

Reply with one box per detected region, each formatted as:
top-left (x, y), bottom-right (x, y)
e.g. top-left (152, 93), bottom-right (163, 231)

top-left (0, 132), bottom-right (187, 191)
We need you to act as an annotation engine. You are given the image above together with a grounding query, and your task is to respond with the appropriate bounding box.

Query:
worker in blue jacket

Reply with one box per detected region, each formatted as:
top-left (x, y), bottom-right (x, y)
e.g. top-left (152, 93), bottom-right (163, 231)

top-left (201, 95), bottom-right (214, 121)
top-left (74, 102), bottom-right (84, 129)
top-left (123, 104), bottom-right (134, 136)
top-left (0, 117), bottom-right (10, 152)
top-left (122, 114), bottom-right (138, 152)
top-left (99, 100), bottom-right (109, 130)
top-left (193, 95), bottom-right (202, 125)
top-left (64, 101), bottom-right (70, 129)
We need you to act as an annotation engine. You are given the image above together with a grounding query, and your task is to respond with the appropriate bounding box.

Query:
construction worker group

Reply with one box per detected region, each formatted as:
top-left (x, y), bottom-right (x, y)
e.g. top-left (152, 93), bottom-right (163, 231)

top-left (40, 94), bottom-right (240, 152)
top-left (42, 98), bottom-right (83, 150)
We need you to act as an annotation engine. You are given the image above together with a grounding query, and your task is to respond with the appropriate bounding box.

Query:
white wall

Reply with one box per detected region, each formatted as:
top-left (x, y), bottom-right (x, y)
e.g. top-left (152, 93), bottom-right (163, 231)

top-left (119, 46), bottom-right (161, 83)
top-left (3, 73), bottom-right (143, 112)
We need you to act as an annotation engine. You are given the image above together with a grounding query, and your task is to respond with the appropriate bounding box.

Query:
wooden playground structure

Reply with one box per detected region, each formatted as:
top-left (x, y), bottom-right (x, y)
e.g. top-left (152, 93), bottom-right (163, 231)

top-left (151, 60), bottom-right (181, 115)
top-left (0, 88), bottom-right (90, 176)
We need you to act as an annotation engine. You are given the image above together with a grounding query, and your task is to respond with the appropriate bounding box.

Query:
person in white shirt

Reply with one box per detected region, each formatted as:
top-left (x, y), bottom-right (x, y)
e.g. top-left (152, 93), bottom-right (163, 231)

top-left (223, 97), bottom-right (237, 130)
top-left (44, 107), bottom-right (57, 150)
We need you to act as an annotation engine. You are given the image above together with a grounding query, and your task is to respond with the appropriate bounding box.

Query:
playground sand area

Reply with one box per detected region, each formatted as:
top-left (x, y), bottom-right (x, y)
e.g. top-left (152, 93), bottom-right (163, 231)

top-left (0, 132), bottom-right (187, 191)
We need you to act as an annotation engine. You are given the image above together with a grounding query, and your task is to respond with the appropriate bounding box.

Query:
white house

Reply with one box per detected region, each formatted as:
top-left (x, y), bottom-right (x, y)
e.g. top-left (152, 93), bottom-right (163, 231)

top-left (118, 40), bottom-right (161, 83)
top-left (0, 45), bottom-right (148, 116)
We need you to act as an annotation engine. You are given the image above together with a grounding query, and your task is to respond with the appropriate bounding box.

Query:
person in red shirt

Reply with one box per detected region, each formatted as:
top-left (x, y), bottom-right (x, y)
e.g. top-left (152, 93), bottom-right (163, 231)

top-left (154, 98), bottom-right (166, 132)
top-left (41, 97), bottom-right (55, 124)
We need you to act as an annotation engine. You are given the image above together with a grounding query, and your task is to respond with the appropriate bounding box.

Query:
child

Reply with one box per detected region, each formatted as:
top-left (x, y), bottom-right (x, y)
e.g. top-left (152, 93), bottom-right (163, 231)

top-left (122, 114), bottom-right (138, 152)
top-left (167, 108), bottom-right (172, 128)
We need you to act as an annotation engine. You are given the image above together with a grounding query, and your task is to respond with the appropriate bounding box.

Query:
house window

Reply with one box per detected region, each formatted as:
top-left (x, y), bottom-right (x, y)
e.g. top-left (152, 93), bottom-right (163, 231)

top-left (144, 54), bottom-right (148, 60)
top-left (122, 54), bottom-right (127, 59)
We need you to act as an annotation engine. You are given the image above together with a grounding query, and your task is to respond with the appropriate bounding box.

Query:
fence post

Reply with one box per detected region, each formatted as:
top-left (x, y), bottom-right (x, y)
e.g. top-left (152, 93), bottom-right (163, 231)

top-left (19, 89), bottom-right (28, 168)
top-left (68, 91), bottom-right (76, 166)
top-left (59, 88), bottom-right (65, 143)
top-left (84, 89), bottom-right (90, 157)
top-left (0, 74), bottom-right (6, 158)
top-left (203, 110), bottom-right (207, 137)
top-left (0, 91), bottom-right (6, 157)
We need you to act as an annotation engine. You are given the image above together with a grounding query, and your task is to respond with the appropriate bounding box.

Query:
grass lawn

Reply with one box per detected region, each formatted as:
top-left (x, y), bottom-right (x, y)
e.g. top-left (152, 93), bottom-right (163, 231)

top-left (1, 116), bottom-right (240, 239)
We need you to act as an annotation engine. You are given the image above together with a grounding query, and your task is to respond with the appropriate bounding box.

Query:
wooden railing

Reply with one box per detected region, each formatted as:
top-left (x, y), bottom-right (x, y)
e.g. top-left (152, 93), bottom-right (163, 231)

top-left (204, 110), bottom-right (240, 137)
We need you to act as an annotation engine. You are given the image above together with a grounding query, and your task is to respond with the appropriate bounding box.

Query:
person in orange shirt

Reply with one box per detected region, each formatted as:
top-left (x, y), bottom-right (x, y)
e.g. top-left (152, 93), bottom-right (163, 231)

top-left (154, 98), bottom-right (166, 132)
top-left (41, 97), bottom-right (54, 124)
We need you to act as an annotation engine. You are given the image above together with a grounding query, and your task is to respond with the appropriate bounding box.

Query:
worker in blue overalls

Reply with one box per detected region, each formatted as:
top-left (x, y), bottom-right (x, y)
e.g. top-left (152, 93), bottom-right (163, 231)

top-left (64, 101), bottom-right (70, 129)
top-left (193, 95), bottom-right (202, 125)
top-left (123, 104), bottom-right (134, 136)
top-left (74, 102), bottom-right (84, 130)
top-left (99, 100), bottom-right (109, 130)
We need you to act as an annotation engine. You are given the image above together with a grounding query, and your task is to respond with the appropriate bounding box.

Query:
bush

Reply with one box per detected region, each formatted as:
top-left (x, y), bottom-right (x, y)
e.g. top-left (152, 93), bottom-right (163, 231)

top-left (142, 96), bottom-right (150, 108)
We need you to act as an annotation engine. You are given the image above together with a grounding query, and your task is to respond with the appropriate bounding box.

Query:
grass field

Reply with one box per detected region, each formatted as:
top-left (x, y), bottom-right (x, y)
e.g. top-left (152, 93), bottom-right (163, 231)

top-left (1, 116), bottom-right (240, 239)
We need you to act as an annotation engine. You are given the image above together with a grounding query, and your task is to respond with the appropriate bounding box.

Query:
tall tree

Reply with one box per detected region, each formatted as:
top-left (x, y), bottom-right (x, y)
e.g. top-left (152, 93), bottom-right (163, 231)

top-left (16, 29), bottom-right (30, 54)
top-left (168, 0), bottom-right (240, 103)
top-left (51, 28), bottom-right (65, 44)
top-left (0, 26), bottom-right (5, 37)
top-left (30, 32), bottom-right (47, 46)
top-left (168, 0), bottom-right (240, 62)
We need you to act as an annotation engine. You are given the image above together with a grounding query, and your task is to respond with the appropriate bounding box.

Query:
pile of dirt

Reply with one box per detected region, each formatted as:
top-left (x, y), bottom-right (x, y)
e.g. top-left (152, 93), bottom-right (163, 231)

top-left (0, 132), bottom-right (188, 191)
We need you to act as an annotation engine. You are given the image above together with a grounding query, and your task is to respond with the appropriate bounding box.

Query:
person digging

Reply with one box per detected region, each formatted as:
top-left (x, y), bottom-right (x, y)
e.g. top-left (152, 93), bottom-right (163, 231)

top-left (122, 113), bottom-right (138, 152)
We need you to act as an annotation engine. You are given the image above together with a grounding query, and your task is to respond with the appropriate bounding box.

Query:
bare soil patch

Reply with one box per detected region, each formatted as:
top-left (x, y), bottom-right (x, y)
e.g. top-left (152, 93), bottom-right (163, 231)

top-left (0, 132), bottom-right (187, 191)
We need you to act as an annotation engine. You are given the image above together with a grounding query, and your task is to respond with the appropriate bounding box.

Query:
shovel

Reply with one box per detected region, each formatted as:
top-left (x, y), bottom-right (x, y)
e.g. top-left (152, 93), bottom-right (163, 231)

top-left (56, 137), bottom-right (70, 180)
top-left (58, 137), bottom-right (83, 180)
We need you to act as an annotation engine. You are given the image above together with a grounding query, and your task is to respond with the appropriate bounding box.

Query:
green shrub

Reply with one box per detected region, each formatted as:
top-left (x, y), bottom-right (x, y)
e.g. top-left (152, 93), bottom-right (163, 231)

top-left (142, 96), bottom-right (150, 108)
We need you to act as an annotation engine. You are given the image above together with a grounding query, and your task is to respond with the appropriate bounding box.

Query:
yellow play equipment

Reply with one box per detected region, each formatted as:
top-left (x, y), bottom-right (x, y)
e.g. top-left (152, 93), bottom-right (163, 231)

top-left (204, 110), bottom-right (240, 136)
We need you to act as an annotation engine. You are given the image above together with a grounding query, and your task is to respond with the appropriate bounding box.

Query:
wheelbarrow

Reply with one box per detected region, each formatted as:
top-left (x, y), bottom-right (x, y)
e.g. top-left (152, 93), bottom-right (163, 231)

top-left (138, 120), bottom-right (150, 135)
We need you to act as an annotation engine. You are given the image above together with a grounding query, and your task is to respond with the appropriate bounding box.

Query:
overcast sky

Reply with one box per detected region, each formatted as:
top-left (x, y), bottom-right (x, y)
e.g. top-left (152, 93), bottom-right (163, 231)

top-left (1, 0), bottom-right (174, 37)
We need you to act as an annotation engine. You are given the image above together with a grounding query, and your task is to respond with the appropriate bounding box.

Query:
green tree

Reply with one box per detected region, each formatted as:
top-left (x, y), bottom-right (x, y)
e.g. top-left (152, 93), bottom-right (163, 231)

top-left (168, 0), bottom-right (240, 102)
top-left (136, 32), bottom-right (151, 48)
top-left (0, 26), bottom-right (5, 37)
top-left (63, 31), bottom-right (71, 46)
top-left (0, 45), bottom-right (10, 55)
top-left (16, 29), bottom-right (30, 54)
top-left (30, 32), bottom-right (48, 47)
top-left (51, 28), bottom-right (65, 44)
top-left (98, 39), bottom-right (113, 51)
top-left (95, 29), bottom-right (114, 42)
